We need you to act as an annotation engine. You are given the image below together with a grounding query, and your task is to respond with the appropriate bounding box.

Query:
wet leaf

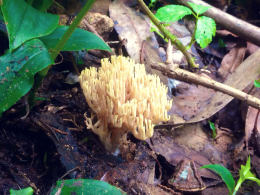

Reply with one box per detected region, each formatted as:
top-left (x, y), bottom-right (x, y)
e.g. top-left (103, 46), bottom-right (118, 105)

top-left (1, 0), bottom-right (59, 50)
top-left (0, 39), bottom-right (53, 116)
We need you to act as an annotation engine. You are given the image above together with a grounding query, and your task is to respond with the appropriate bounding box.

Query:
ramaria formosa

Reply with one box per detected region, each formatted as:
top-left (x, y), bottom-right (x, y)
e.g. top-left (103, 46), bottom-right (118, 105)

top-left (79, 56), bottom-right (172, 151)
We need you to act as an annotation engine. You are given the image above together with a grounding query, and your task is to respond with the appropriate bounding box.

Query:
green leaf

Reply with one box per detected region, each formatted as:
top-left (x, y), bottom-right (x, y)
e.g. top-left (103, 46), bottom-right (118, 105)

top-left (50, 179), bottom-right (125, 195)
top-left (10, 187), bottom-right (33, 195)
top-left (239, 156), bottom-right (260, 184)
top-left (40, 26), bottom-right (111, 52)
top-left (1, 0), bottom-right (59, 50)
top-left (248, 177), bottom-right (260, 185)
top-left (149, 0), bottom-right (158, 8)
top-left (150, 25), bottom-right (167, 41)
top-left (208, 121), bottom-right (216, 139)
top-left (201, 164), bottom-right (235, 194)
top-left (0, 9), bottom-right (3, 21)
top-left (195, 16), bottom-right (216, 48)
top-left (254, 80), bottom-right (260, 88)
top-left (240, 155), bottom-right (251, 179)
top-left (218, 38), bottom-right (226, 48)
top-left (233, 156), bottom-right (260, 194)
top-left (155, 5), bottom-right (192, 23)
top-left (187, 2), bottom-right (210, 15)
top-left (0, 39), bottom-right (53, 116)
top-left (31, 0), bottom-right (53, 12)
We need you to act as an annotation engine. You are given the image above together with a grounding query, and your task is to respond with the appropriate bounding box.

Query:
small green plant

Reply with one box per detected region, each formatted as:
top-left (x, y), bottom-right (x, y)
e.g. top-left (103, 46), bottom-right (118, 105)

top-left (208, 120), bottom-right (217, 139)
top-left (0, 0), bottom-right (111, 117)
top-left (152, 2), bottom-right (216, 49)
top-left (10, 187), bottom-right (33, 195)
top-left (201, 156), bottom-right (260, 195)
top-left (149, 0), bottom-right (158, 8)
top-left (254, 79), bottom-right (260, 88)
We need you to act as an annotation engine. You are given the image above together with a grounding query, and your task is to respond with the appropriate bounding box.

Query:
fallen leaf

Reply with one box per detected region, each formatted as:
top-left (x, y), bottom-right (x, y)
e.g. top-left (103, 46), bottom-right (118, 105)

top-left (245, 106), bottom-right (258, 147)
top-left (109, 0), bottom-right (159, 63)
top-left (246, 42), bottom-right (259, 55)
top-left (148, 124), bottom-right (232, 181)
top-left (183, 49), bottom-right (260, 125)
top-left (90, 0), bottom-right (111, 14)
top-left (169, 80), bottom-right (215, 121)
top-left (218, 44), bottom-right (246, 79)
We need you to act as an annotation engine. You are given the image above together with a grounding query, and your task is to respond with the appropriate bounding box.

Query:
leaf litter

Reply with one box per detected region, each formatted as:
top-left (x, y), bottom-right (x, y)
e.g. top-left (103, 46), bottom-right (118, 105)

top-left (1, 0), bottom-right (260, 194)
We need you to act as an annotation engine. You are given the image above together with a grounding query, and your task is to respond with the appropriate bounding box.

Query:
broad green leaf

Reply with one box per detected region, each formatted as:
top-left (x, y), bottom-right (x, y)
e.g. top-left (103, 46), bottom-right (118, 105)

top-left (254, 80), bottom-right (260, 88)
top-left (50, 179), bottom-right (125, 195)
top-left (0, 39), bottom-right (53, 116)
top-left (187, 2), bottom-right (210, 15)
top-left (1, 0), bottom-right (59, 50)
top-left (10, 187), bottom-right (33, 195)
top-left (195, 16), bottom-right (216, 48)
top-left (40, 26), bottom-right (111, 52)
top-left (201, 164), bottom-right (235, 194)
top-left (155, 5), bottom-right (192, 23)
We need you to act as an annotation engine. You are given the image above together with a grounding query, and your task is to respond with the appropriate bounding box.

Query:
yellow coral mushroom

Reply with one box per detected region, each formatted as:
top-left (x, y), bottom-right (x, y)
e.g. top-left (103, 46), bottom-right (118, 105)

top-left (79, 56), bottom-right (172, 151)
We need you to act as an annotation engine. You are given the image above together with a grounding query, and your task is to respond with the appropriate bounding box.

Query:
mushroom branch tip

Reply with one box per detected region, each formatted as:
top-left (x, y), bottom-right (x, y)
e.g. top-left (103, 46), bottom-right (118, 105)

top-left (79, 55), bottom-right (172, 151)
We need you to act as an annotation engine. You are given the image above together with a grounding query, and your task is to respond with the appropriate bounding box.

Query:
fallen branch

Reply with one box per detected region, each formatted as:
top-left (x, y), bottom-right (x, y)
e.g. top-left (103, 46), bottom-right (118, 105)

top-left (151, 60), bottom-right (260, 110)
top-left (176, 0), bottom-right (260, 46)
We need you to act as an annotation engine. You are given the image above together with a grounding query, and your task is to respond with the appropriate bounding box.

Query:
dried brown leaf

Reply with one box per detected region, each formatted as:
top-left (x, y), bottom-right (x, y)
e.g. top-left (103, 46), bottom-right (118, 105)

top-left (218, 46), bottom-right (246, 79)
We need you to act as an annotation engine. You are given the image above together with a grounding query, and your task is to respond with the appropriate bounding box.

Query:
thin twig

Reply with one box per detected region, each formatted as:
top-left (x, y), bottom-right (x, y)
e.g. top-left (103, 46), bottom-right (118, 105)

top-left (152, 63), bottom-right (260, 109)
top-left (137, 0), bottom-right (198, 68)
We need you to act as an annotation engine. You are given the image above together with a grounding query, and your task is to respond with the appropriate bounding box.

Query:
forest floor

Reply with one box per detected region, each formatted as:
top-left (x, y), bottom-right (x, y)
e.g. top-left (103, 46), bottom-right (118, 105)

top-left (1, 0), bottom-right (260, 194)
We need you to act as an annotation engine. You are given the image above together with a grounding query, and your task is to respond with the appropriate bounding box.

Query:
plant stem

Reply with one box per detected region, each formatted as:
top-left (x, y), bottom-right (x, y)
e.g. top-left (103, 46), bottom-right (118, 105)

top-left (232, 179), bottom-right (243, 195)
top-left (50, 0), bottom-right (96, 59)
top-left (137, 0), bottom-right (198, 68)
top-left (29, 0), bottom-right (96, 107)
top-left (39, 0), bottom-right (96, 78)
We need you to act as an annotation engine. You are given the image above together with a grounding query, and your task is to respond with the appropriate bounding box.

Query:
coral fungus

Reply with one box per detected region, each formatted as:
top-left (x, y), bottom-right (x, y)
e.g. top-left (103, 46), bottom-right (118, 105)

top-left (79, 56), bottom-right (172, 151)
